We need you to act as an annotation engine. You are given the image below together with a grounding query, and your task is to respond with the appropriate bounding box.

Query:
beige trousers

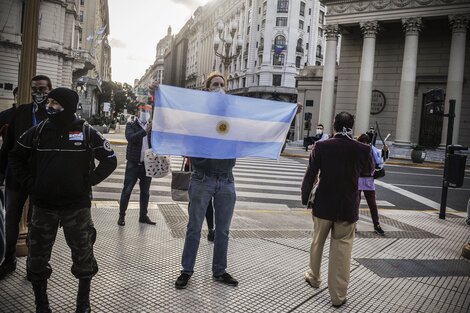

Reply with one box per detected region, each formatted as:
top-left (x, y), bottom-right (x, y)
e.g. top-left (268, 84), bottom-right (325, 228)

top-left (307, 216), bottom-right (355, 305)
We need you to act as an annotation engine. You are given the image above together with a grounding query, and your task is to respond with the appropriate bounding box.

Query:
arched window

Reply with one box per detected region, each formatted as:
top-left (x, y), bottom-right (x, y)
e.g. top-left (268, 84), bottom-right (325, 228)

top-left (296, 38), bottom-right (303, 52)
top-left (316, 45), bottom-right (322, 57)
top-left (296, 56), bottom-right (301, 68)
top-left (274, 35), bottom-right (286, 46)
top-left (273, 53), bottom-right (285, 66)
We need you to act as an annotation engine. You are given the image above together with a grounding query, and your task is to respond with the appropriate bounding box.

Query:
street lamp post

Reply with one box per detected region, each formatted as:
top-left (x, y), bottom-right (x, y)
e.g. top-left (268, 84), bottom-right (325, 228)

top-left (213, 20), bottom-right (243, 80)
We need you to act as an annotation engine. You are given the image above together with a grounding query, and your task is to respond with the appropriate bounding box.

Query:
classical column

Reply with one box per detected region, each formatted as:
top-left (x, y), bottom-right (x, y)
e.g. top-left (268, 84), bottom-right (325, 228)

top-left (16, 0), bottom-right (40, 257)
top-left (440, 15), bottom-right (469, 146)
top-left (355, 21), bottom-right (379, 135)
top-left (394, 18), bottom-right (422, 146)
top-left (318, 24), bottom-right (340, 134)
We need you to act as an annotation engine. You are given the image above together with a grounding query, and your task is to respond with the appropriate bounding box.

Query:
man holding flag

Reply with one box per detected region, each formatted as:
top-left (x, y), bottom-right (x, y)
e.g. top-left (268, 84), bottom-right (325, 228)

top-left (149, 72), bottom-right (298, 289)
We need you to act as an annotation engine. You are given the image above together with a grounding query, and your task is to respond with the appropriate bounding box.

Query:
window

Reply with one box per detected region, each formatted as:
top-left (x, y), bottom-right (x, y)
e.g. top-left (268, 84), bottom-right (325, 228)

top-left (263, 1), bottom-right (267, 15)
top-left (307, 26), bottom-right (310, 32)
top-left (276, 17), bottom-right (288, 26)
top-left (309, 8), bottom-right (311, 15)
top-left (316, 45), bottom-right (322, 58)
top-left (306, 42), bottom-right (309, 50)
top-left (257, 24), bottom-right (260, 31)
top-left (273, 53), bottom-right (285, 65)
top-left (79, 11), bottom-right (84, 22)
top-left (273, 74), bottom-right (282, 86)
top-left (300, 2), bottom-right (305, 16)
top-left (277, 0), bottom-right (288, 13)
top-left (318, 27), bottom-right (323, 37)
top-left (306, 100), bottom-right (314, 107)
top-left (319, 11), bottom-right (325, 24)
top-left (80, 0), bottom-right (85, 5)
top-left (259, 7), bottom-right (261, 14)
top-left (296, 56), bottom-right (301, 68)
top-left (258, 55), bottom-right (263, 66)
top-left (299, 20), bottom-right (304, 30)
top-left (262, 19), bottom-right (266, 28)
top-left (242, 77), bottom-right (246, 87)
top-left (274, 35), bottom-right (286, 46)
top-left (257, 74), bottom-right (260, 85)
top-left (296, 38), bottom-right (303, 52)
top-left (247, 26), bottom-right (250, 35)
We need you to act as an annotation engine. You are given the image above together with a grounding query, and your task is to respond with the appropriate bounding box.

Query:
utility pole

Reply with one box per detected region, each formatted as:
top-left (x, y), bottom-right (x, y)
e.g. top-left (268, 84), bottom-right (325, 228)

top-left (16, 0), bottom-right (40, 256)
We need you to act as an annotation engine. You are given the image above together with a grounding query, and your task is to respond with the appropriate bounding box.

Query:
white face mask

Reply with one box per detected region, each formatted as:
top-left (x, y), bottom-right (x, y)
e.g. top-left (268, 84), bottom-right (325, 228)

top-left (139, 111), bottom-right (150, 123)
top-left (212, 87), bottom-right (225, 94)
top-left (316, 129), bottom-right (323, 135)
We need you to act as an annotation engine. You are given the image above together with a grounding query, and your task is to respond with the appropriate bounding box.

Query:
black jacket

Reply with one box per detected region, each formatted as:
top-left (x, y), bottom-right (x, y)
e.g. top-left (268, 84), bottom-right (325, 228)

top-left (0, 102), bottom-right (47, 189)
top-left (9, 118), bottom-right (117, 210)
top-left (301, 134), bottom-right (373, 223)
top-left (125, 120), bottom-right (151, 163)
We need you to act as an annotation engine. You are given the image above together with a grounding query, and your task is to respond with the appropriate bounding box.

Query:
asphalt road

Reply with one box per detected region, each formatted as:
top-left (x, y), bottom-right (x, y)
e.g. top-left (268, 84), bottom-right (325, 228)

top-left (110, 145), bottom-right (469, 213)
top-left (292, 157), bottom-right (470, 213)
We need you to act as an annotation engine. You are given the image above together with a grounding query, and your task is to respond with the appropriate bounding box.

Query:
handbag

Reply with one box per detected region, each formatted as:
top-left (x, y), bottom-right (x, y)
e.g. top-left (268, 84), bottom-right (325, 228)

top-left (373, 167), bottom-right (385, 179)
top-left (144, 149), bottom-right (171, 178)
top-left (171, 157), bottom-right (191, 202)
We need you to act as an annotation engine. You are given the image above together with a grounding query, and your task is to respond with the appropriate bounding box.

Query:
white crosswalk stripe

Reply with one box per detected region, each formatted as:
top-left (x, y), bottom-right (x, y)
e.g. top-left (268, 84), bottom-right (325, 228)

top-left (92, 156), bottom-right (395, 209)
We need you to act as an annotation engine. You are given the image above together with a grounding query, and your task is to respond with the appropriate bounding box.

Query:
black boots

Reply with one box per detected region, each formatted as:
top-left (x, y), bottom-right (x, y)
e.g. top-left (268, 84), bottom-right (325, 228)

top-left (117, 214), bottom-right (125, 226)
top-left (76, 278), bottom-right (91, 313)
top-left (32, 280), bottom-right (52, 313)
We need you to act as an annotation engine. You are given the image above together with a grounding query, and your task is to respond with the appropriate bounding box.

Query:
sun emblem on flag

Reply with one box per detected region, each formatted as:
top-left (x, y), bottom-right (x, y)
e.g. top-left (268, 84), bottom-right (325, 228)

top-left (216, 120), bottom-right (230, 135)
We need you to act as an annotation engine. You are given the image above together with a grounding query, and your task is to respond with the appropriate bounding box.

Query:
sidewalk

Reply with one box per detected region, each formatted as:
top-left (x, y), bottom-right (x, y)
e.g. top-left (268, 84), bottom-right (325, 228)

top-left (0, 203), bottom-right (468, 312)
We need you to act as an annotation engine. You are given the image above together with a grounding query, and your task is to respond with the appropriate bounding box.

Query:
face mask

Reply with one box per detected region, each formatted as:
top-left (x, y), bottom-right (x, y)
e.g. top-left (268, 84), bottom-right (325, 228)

top-left (139, 111), bottom-right (150, 123)
top-left (212, 87), bottom-right (225, 94)
top-left (32, 92), bottom-right (48, 105)
top-left (46, 106), bottom-right (64, 116)
top-left (316, 129), bottom-right (323, 135)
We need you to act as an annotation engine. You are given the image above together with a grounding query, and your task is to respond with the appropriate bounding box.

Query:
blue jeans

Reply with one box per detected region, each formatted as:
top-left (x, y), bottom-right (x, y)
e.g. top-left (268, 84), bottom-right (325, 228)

top-left (119, 162), bottom-right (152, 218)
top-left (181, 171), bottom-right (236, 276)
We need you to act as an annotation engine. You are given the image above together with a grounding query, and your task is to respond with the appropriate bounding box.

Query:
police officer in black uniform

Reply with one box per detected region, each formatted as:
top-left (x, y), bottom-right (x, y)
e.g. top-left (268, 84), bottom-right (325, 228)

top-left (9, 87), bottom-right (117, 313)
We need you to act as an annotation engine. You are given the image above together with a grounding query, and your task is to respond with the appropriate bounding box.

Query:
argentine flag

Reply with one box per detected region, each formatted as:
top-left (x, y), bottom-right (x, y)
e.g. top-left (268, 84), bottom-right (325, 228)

top-left (151, 85), bottom-right (297, 160)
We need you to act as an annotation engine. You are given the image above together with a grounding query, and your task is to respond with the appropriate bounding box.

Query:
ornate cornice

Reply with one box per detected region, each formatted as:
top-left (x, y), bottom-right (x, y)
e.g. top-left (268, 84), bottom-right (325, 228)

top-left (402, 17), bottom-right (423, 35)
top-left (360, 20), bottom-right (379, 38)
top-left (324, 24), bottom-right (340, 40)
top-left (449, 15), bottom-right (469, 33)
top-left (324, 0), bottom-right (467, 16)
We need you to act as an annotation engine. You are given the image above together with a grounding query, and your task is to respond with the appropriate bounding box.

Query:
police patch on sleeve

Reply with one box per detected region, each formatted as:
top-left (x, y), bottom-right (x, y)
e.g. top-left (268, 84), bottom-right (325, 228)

top-left (103, 140), bottom-right (112, 151)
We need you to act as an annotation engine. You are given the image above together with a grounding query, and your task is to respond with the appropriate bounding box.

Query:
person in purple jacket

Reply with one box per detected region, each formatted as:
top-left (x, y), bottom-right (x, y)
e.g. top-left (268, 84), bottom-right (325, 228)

top-left (357, 133), bottom-right (386, 235)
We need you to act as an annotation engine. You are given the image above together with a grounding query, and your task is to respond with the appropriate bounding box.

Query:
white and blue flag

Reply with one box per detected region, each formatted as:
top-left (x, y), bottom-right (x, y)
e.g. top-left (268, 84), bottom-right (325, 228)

top-left (151, 85), bottom-right (297, 159)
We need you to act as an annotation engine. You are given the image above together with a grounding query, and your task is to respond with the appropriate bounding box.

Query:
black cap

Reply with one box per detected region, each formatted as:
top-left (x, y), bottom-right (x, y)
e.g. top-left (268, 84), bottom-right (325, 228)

top-left (47, 87), bottom-right (79, 114)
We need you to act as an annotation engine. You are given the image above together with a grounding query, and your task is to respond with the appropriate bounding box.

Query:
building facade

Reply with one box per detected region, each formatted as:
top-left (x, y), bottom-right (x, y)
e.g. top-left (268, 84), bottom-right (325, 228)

top-left (74, 0), bottom-right (111, 118)
top-left (0, 0), bottom-right (83, 110)
top-left (0, 0), bottom-right (111, 117)
top-left (301, 0), bottom-right (470, 148)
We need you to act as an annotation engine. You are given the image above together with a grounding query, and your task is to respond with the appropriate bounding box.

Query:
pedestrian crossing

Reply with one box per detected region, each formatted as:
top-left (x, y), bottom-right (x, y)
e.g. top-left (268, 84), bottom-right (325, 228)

top-left (92, 156), bottom-right (395, 210)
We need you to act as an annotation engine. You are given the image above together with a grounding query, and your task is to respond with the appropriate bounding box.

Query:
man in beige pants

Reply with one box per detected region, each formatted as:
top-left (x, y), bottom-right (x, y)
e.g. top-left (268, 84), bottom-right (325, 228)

top-left (301, 112), bottom-right (373, 308)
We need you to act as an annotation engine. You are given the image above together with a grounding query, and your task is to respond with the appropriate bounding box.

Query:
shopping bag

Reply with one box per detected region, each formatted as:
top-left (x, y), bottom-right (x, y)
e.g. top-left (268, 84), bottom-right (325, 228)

top-left (171, 157), bottom-right (191, 202)
top-left (144, 149), bottom-right (171, 178)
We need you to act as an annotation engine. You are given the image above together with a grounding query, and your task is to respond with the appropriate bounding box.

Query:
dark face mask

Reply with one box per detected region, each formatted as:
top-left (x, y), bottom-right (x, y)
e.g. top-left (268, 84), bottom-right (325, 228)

top-left (46, 106), bottom-right (74, 129)
top-left (32, 92), bottom-right (48, 106)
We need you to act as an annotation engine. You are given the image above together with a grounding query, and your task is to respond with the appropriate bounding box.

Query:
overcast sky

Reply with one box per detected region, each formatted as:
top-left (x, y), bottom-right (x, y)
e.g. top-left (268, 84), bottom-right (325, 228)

top-left (108, 0), bottom-right (210, 85)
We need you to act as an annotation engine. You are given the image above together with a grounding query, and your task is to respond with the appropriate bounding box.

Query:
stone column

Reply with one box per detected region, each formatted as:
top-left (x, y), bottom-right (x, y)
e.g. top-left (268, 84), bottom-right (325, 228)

top-left (318, 24), bottom-right (340, 134)
top-left (440, 15), bottom-right (469, 146)
top-left (394, 18), bottom-right (422, 146)
top-left (15, 0), bottom-right (40, 257)
top-left (355, 21), bottom-right (379, 135)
